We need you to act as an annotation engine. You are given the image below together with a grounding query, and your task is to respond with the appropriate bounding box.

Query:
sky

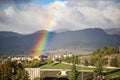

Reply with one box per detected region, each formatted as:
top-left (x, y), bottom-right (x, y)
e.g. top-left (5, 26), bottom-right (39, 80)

top-left (0, 0), bottom-right (120, 34)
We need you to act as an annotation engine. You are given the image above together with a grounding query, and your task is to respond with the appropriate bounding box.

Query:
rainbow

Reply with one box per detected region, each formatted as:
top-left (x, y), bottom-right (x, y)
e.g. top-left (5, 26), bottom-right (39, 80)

top-left (31, 8), bottom-right (58, 57)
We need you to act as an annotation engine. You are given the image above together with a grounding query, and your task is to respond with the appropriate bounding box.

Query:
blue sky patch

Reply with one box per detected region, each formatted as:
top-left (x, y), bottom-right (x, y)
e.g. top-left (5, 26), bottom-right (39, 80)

top-left (31, 0), bottom-right (66, 5)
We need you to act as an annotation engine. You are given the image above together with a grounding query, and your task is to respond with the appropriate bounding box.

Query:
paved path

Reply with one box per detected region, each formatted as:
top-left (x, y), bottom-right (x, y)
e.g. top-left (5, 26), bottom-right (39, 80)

top-left (61, 62), bottom-right (119, 69)
top-left (40, 69), bottom-right (94, 72)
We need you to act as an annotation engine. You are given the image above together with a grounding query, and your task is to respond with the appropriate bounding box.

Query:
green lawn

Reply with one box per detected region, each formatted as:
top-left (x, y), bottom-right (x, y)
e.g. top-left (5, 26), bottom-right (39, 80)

top-left (40, 63), bottom-right (93, 70)
top-left (40, 63), bottom-right (117, 72)
top-left (40, 63), bottom-right (72, 69)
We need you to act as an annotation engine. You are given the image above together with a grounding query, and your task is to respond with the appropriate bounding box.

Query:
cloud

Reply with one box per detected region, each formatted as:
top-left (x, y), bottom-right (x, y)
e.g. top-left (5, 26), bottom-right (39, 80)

top-left (0, 0), bottom-right (31, 4)
top-left (0, 0), bottom-right (120, 34)
top-left (52, 0), bottom-right (120, 30)
top-left (0, 0), bottom-right (31, 9)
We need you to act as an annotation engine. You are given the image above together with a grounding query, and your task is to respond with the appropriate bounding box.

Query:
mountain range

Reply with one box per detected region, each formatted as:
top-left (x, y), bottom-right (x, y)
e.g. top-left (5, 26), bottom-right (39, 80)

top-left (0, 28), bottom-right (120, 55)
top-left (105, 28), bottom-right (120, 35)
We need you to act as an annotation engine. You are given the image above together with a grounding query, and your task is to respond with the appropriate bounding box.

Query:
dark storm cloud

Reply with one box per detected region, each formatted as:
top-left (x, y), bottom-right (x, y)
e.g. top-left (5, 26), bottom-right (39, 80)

top-left (0, 0), bottom-right (31, 4)
top-left (0, 0), bottom-right (31, 9)
top-left (114, 0), bottom-right (120, 2)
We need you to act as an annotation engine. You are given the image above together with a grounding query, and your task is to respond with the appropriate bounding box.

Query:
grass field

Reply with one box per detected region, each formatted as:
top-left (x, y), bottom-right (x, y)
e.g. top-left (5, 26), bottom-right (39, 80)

top-left (40, 63), bottom-right (117, 71)
top-left (40, 63), bottom-right (72, 69)
top-left (40, 63), bottom-right (94, 70)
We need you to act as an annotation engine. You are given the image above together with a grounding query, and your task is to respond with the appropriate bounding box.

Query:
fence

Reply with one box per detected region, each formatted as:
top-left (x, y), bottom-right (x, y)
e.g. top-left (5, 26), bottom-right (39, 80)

top-left (25, 68), bottom-right (40, 80)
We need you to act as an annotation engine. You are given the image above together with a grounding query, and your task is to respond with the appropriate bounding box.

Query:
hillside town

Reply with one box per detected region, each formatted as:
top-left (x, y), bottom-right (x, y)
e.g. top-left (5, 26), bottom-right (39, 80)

top-left (0, 46), bottom-right (120, 80)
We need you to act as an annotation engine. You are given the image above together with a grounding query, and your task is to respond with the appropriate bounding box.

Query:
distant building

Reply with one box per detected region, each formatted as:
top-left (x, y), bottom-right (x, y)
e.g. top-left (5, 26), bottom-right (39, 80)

top-left (11, 56), bottom-right (33, 63)
top-left (34, 54), bottom-right (48, 60)
top-left (39, 54), bottom-right (48, 60)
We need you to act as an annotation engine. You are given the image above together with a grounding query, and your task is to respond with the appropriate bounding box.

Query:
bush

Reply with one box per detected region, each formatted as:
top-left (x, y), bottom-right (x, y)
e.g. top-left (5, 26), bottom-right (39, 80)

top-left (110, 57), bottom-right (118, 67)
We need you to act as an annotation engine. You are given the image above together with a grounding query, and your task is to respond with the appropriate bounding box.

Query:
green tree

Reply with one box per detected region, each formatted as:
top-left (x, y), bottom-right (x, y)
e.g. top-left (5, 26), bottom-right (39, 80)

top-left (55, 58), bottom-right (61, 63)
top-left (94, 53), bottom-right (103, 79)
top-left (30, 59), bottom-right (41, 67)
top-left (69, 55), bottom-right (78, 80)
top-left (0, 59), bottom-right (30, 80)
top-left (84, 59), bottom-right (89, 66)
top-left (64, 56), bottom-right (71, 63)
top-left (110, 57), bottom-right (118, 67)
top-left (118, 56), bottom-right (120, 67)
top-left (0, 59), bottom-right (12, 80)
top-left (102, 58), bottom-right (108, 66)
top-left (75, 55), bottom-right (80, 65)
top-left (47, 57), bottom-right (53, 64)
top-left (90, 57), bottom-right (96, 66)
top-left (92, 46), bottom-right (118, 56)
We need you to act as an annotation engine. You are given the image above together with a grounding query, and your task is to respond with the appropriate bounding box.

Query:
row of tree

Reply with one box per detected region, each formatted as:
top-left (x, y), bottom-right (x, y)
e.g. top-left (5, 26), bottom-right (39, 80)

top-left (90, 46), bottom-right (120, 67)
top-left (57, 46), bottom-right (120, 67)
top-left (22, 59), bottom-right (47, 68)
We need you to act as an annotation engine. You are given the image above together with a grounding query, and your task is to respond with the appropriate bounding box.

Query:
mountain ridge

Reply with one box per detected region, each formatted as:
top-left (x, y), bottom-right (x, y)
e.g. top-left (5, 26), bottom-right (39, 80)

top-left (105, 28), bottom-right (120, 35)
top-left (0, 28), bottom-right (120, 55)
